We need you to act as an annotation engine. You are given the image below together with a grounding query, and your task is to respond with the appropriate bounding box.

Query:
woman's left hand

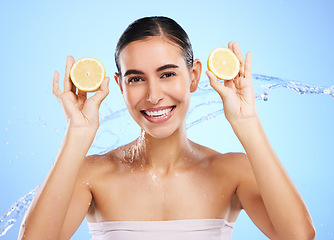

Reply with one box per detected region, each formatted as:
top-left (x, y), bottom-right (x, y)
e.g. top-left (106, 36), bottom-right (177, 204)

top-left (206, 42), bottom-right (257, 125)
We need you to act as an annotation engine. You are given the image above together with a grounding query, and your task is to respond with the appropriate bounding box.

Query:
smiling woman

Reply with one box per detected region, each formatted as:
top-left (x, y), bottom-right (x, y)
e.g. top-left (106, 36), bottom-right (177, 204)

top-left (114, 35), bottom-right (201, 139)
top-left (18, 16), bottom-right (315, 240)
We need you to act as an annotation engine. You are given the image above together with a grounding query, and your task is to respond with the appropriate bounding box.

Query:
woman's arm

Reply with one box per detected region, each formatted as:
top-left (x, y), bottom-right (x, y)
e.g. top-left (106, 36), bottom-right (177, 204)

top-left (18, 56), bottom-right (109, 240)
top-left (207, 42), bottom-right (315, 239)
top-left (233, 117), bottom-right (315, 239)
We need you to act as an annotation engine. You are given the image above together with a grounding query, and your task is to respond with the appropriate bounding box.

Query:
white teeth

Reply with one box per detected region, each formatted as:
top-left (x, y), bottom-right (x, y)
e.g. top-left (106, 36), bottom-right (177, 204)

top-left (144, 107), bottom-right (173, 118)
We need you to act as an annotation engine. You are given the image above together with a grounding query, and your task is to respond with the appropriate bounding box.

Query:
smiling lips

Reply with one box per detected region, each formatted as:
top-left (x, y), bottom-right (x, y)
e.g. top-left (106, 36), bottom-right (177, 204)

top-left (141, 106), bottom-right (176, 123)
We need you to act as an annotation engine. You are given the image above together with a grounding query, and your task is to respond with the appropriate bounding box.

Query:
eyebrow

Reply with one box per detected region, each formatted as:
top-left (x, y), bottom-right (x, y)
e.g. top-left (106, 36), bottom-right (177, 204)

top-left (123, 64), bottom-right (179, 77)
top-left (156, 64), bottom-right (179, 72)
top-left (123, 69), bottom-right (144, 77)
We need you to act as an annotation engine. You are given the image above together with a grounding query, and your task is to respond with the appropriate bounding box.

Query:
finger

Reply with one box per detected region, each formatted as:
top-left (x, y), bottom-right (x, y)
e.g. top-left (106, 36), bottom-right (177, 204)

top-left (89, 77), bottom-right (110, 106)
top-left (206, 71), bottom-right (229, 100)
top-left (245, 52), bottom-right (252, 79)
top-left (228, 41), bottom-right (233, 50)
top-left (52, 71), bottom-right (63, 97)
top-left (78, 89), bottom-right (87, 99)
top-left (71, 81), bottom-right (77, 94)
top-left (77, 89), bottom-right (87, 107)
top-left (64, 56), bottom-right (75, 92)
top-left (225, 78), bottom-right (237, 90)
top-left (232, 42), bottom-right (244, 62)
top-left (232, 42), bottom-right (245, 77)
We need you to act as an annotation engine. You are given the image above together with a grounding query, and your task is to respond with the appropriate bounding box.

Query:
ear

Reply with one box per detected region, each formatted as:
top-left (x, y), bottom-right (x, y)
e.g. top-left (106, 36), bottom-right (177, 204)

top-left (190, 59), bottom-right (202, 93)
top-left (114, 72), bottom-right (123, 94)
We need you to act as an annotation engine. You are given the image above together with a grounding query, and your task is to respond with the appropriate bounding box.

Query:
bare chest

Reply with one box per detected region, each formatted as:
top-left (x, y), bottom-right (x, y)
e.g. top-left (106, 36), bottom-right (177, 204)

top-left (87, 168), bottom-right (239, 222)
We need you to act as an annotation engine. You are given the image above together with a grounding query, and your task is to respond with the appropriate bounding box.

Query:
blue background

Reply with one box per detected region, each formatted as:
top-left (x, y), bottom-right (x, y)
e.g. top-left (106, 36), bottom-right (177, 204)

top-left (1, 0), bottom-right (333, 239)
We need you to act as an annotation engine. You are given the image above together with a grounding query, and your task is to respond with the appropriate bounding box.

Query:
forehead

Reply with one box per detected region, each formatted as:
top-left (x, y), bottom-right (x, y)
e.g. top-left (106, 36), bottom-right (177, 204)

top-left (118, 37), bottom-right (186, 72)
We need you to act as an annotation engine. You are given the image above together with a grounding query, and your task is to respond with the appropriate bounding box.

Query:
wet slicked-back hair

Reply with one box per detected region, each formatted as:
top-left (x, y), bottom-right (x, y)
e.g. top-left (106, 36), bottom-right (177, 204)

top-left (115, 16), bottom-right (194, 75)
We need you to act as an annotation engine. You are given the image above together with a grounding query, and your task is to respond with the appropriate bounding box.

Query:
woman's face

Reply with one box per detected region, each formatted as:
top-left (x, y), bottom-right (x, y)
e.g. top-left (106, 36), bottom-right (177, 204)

top-left (115, 36), bottom-right (201, 139)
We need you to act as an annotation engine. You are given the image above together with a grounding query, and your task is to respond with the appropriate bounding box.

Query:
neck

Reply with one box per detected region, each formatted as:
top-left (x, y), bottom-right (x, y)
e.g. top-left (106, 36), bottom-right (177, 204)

top-left (136, 124), bottom-right (191, 174)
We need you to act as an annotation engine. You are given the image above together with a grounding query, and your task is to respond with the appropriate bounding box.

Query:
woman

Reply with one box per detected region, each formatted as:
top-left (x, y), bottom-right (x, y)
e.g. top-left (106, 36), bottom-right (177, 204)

top-left (19, 16), bottom-right (315, 240)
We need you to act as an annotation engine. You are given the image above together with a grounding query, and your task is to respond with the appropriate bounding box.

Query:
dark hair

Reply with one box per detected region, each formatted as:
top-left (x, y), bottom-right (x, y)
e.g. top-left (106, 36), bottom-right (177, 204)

top-left (115, 16), bottom-right (194, 75)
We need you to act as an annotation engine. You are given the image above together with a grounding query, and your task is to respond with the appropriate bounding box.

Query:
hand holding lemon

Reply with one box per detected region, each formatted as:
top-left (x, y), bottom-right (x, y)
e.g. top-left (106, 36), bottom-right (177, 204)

top-left (207, 42), bottom-right (256, 124)
top-left (53, 56), bottom-right (109, 130)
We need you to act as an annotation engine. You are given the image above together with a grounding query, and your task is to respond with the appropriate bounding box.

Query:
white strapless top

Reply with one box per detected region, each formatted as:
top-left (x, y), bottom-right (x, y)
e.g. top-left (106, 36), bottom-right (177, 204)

top-left (88, 218), bottom-right (234, 240)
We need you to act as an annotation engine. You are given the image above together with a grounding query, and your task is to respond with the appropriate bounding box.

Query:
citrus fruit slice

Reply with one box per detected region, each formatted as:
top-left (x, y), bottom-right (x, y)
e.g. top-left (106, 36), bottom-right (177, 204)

top-left (207, 47), bottom-right (240, 80)
top-left (70, 57), bottom-right (105, 92)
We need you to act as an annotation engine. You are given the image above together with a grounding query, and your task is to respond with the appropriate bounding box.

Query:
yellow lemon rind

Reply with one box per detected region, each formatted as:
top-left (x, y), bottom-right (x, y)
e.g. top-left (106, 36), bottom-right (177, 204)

top-left (207, 47), bottom-right (240, 81)
top-left (70, 57), bottom-right (105, 92)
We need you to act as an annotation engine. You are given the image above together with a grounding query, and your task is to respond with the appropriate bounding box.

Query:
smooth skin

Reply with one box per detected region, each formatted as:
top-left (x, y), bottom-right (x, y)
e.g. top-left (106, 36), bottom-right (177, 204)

top-left (18, 37), bottom-right (315, 240)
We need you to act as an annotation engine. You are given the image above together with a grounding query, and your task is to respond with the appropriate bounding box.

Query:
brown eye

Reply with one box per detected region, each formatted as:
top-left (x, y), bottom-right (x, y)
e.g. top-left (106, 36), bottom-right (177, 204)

top-left (161, 72), bottom-right (176, 78)
top-left (128, 77), bottom-right (144, 84)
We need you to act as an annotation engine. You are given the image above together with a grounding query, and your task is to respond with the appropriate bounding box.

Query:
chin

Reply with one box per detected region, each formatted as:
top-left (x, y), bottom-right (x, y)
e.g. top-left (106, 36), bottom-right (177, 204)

top-left (143, 126), bottom-right (178, 140)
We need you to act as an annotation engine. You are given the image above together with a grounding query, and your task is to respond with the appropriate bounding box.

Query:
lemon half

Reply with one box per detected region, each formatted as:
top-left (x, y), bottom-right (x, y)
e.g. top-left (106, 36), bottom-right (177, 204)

top-left (207, 47), bottom-right (240, 80)
top-left (70, 57), bottom-right (105, 92)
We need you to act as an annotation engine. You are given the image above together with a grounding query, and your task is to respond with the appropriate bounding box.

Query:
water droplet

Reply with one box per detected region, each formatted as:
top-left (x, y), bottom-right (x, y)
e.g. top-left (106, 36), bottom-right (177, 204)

top-left (152, 174), bottom-right (158, 182)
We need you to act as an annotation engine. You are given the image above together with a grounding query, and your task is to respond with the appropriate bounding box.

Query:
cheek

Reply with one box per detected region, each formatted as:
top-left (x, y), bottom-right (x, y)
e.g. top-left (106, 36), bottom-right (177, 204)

top-left (168, 79), bottom-right (191, 102)
top-left (123, 87), bottom-right (144, 108)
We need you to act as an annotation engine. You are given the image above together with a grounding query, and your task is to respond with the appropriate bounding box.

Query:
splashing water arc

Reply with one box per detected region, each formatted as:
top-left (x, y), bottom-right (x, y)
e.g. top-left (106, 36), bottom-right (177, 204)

top-left (1, 74), bottom-right (333, 237)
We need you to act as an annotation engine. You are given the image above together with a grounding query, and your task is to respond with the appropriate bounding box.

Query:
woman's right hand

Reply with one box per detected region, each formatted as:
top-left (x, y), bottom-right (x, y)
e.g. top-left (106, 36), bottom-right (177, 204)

top-left (53, 56), bottom-right (110, 131)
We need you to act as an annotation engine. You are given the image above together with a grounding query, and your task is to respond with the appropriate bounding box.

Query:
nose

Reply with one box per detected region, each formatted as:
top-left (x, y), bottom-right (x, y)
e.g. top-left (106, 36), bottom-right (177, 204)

top-left (146, 79), bottom-right (163, 104)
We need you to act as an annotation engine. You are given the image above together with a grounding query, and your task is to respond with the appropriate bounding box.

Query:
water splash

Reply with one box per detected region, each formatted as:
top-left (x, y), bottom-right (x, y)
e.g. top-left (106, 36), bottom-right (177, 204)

top-left (122, 130), bottom-right (147, 165)
top-left (1, 74), bottom-right (333, 237)
top-left (0, 186), bottom-right (39, 237)
top-left (252, 74), bottom-right (334, 100)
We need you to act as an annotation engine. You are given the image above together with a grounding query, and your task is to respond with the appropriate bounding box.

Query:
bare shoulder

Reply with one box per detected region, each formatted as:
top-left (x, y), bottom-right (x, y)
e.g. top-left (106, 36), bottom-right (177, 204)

top-left (78, 145), bottom-right (128, 180)
top-left (189, 140), bottom-right (251, 172)
top-left (189, 140), bottom-right (256, 197)
top-left (189, 141), bottom-right (255, 216)
top-left (214, 151), bottom-right (254, 185)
